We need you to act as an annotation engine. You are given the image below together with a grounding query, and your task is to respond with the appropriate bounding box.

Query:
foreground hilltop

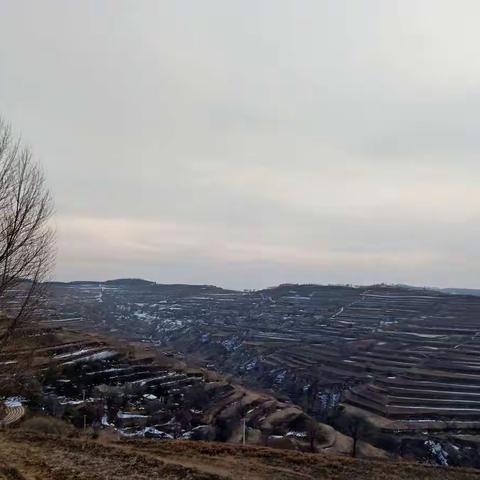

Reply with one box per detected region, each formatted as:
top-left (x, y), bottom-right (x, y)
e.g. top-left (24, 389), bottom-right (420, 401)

top-left (1, 430), bottom-right (480, 480)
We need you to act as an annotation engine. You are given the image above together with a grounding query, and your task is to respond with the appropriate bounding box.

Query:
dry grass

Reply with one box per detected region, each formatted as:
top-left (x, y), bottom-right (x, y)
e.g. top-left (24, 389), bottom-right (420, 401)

top-left (19, 416), bottom-right (75, 436)
top-left (0, 431), bottom-right (479, 480)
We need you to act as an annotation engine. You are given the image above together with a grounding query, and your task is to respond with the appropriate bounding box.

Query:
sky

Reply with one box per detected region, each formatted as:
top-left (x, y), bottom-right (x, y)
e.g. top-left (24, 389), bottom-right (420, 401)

top-left (1, 1), bottom-right (479, 290)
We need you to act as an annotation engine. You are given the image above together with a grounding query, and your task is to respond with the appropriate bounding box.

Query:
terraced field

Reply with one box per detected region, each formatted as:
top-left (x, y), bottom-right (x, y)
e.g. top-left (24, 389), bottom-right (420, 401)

top-left (44, 280), bottom-right (480, 465)
top-left (0, 315), bottom-right (330, 451)
top-left (331, 290), bottom-right (480, 424)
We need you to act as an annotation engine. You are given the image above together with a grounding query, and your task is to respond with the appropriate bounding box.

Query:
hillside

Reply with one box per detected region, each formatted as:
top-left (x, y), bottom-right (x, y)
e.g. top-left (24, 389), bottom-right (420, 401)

top-left (0, 316), bottom-right (335, 451)
top-left (1, 431), bottom-right (479, 480)
top-left (44, 281), bottom-right (480, 466)
top-left (7, 281), bottom-right (480, 468)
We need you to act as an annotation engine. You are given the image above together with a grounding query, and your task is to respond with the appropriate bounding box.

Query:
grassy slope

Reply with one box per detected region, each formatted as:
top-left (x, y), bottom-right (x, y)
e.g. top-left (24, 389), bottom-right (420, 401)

top-left (0, 431), bottom-right (480, 480)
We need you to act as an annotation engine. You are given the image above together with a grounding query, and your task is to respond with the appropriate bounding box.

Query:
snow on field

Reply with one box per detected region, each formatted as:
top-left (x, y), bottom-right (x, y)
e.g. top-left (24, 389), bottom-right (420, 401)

top-left (244, 358), bottom-right (257, 371)
top-left (4, 397), bottom-right (25, 408)
top-left (63, 350), bottom-right (117, 364)
top-left (117, 412), bottom-right (148, 419)
top-left (132, 372), bottom-right (176, 386)
top-left (101, 414), bottom-right (113, 427)
top-left (60, 399), bottom-right (85, 405)
top-left (143, 394), bottom-right (157, 400)
top-left (133, 310), bottom-right (156, 323)
top-left (54, 348), bottom-right (95, 359)
top-left (425, 440), bottom-right (448, 466)
top-left (119, 426), bottom-right (174, 439)
top-left (85, 367), bottom-right (123, 376)
top-left (286, 431), bottom-right (307, 438)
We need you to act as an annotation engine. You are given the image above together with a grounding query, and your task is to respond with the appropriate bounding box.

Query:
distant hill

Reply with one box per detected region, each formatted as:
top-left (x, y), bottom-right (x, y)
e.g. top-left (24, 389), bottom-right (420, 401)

top-left (442, 288), bottom-right (480, 297)
top-left (105, 278), bottom-right (157, 286)
top-left (46, 279), bottom-right (480, 297)
top-left (46, 278), bottom-right (234, 291)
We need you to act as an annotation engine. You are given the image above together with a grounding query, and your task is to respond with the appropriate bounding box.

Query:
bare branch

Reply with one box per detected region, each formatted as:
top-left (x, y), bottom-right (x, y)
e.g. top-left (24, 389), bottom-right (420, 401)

top-left (0, 117), bottom-right (55, 351)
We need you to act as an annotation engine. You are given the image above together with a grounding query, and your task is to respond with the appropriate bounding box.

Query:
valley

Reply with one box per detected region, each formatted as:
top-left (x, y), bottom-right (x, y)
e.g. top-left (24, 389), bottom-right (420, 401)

top-left (0, 312), bottom-right (328, 452)
top-left (41, 279), bottom-right (480, 467)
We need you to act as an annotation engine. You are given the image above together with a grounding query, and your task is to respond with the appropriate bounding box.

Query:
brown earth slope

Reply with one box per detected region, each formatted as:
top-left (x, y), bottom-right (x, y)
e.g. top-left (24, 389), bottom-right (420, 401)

top-left (0, 431), bottom-right (480, 480)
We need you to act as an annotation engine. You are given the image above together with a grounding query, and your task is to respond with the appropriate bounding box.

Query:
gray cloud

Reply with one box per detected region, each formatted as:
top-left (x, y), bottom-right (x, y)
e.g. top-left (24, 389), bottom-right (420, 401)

top-left (1, 0), bottom-right (479, 289)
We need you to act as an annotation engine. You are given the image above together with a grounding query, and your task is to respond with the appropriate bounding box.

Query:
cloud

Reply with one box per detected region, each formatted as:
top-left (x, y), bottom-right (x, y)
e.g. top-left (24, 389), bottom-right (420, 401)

top-left (1, 0), bottom-right (480, 288)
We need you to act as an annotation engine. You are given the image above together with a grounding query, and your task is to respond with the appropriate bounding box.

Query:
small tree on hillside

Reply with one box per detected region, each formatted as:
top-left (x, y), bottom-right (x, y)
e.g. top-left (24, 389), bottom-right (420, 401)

top-left (306, 420), bottom-right (320, 453)
top-left (346, 415), bottom-right (376, 458)
top-left (348, 417), bottom-right (362, 458)
top-left (0, 118), bottom-right (55, 351)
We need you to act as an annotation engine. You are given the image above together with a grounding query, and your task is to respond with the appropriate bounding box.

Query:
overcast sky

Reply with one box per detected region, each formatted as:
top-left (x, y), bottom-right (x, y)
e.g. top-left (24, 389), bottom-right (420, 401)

top-left (1, 1), bottom-right (479, 289)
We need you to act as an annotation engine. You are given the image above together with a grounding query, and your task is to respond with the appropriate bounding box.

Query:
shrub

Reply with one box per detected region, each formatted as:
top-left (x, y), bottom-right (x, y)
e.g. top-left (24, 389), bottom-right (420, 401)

top-left (0, 374), bottom-right (42, 407)
top-left (20, 416), bottom-right (75, 436)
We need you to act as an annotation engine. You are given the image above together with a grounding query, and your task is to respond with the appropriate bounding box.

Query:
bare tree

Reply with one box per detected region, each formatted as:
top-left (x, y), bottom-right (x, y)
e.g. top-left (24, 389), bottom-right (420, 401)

top-left (0, 118), bottom-right (55, 350)
top-left (306, 420), bottom-right (320, 453)
top-left (348, 417), bottom-right (362, 458)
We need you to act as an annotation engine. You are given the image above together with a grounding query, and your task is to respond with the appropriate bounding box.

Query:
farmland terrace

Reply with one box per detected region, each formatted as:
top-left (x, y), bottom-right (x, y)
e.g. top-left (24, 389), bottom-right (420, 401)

top-left (45, 280), bottom-right (480, 465)
top-left (0, 315), bottom-right (328, 450)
